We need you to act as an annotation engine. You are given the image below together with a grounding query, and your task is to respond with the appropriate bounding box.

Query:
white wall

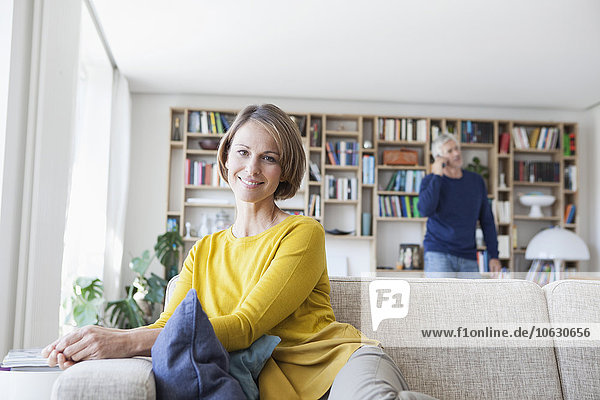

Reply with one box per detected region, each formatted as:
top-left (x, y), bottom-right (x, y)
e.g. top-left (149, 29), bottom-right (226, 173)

top-left (125, 93), bottom-right (592, 282)
top-left (585, 103), bottom-right (600, 270)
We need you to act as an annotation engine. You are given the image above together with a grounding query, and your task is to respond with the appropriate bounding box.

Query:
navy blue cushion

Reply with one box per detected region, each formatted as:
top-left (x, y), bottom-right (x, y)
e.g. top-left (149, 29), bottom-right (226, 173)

top-left (151, 289), bottom-right (246, 400)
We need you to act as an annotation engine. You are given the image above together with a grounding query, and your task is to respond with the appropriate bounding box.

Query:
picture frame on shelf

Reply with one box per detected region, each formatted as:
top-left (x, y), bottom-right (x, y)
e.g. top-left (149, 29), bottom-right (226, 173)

top-left (397, 244), bottom-right (422, 270)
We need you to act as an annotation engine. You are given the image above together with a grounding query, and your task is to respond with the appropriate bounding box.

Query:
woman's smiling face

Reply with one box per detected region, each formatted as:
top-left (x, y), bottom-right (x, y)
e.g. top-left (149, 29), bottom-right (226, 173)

top-left (225, 121), bottom-right (283, 205)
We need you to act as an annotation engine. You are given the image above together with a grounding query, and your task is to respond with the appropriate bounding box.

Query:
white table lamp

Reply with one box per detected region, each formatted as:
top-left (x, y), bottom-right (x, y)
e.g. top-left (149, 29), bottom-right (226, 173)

top-left (525, 227), bottom-right (589, 281)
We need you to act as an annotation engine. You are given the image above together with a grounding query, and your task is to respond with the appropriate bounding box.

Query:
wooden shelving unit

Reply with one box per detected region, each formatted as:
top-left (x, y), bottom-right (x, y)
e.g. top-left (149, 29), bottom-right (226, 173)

top-left (165, 107), bottom-right (578, 276)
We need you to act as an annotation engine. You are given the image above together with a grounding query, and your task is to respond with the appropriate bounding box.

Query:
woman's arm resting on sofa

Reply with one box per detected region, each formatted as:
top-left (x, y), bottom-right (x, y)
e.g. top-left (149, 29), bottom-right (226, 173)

top-left (42, 325), bottom-right (162, 370)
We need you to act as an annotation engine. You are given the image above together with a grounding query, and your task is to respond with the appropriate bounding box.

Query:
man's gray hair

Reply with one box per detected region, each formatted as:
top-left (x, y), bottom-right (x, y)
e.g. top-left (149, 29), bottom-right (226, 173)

top-left (431, 133), bottom-right (460, 158)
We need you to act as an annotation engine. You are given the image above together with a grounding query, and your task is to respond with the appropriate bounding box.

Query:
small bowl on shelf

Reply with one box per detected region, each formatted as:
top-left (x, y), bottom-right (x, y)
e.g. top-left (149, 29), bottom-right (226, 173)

top-left (519, 193), bottom-right (555, 218)
top-left (199, 139), bottom-right (220, 150)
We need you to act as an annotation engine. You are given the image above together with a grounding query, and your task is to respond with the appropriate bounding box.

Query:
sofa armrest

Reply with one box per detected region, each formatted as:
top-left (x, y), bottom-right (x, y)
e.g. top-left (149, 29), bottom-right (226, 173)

top-left (51, 357), bottom-right (155, 400)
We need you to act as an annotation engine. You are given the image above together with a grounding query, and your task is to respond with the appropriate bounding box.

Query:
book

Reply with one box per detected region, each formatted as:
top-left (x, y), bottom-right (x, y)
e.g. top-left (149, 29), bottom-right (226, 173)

top-left (2, 348), bottom-right (51, 368)
top-left (215, 112), bottom-right (224, 134)
top-left (499, 132), bottom-right (510, 154)
top-left (209, 112), bottom-right (217, 134)
top-left (565, 204), bottom-right (576, 224)
top-left (309, 161), bottom-right (321, 182)
top-left (325, 142), bottom-right (338, 165)
top-left (498, 235), bottom-right (510, 259)
top-left (200, 111), bottom-right (209, 133)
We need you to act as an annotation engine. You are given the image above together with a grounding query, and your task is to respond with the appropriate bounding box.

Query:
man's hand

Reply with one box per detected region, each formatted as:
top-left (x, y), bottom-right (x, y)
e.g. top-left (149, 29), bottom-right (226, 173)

top-left (489, 258), bottom-right (502, 274)
top-left (432, 156), bottom-right (447, 176)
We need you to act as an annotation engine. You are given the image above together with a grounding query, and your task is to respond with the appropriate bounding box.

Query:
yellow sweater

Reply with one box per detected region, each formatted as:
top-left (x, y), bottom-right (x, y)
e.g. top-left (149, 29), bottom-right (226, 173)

top-left (147, 215), bottom-right (377, 399)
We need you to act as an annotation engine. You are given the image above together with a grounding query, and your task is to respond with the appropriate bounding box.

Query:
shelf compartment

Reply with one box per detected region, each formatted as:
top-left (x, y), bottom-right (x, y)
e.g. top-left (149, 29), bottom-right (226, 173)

top-left (325, 130), bottom-right (359, 137)
top-left (377, 140), bottom-right (427, 146)
top-left (325, 234), bottom-right (374, 240)
top-left (377, 165), bottom-right (426, 171)
top-left (186, 149), bottom-right (217, 155)
top-left (185, 185), bottom-right (230, 190)
top-left (184, 202), bottom-right (235, 208)
top-left (513, 181), bottom-right (560, 187)
top-left (376, 217), bottom-right (427, 222)
top-left (186, 133), bottom-right (225, 139)
top-left (460, 143), bottom-right (494, 149)
top-left (513, 148), bottom-right (560, 154)
top-left (513, 215), bottom-right (561, 221)
top-left (324, 199), bottom-right (359, 204)
top-left (324, 165), bottom-right (359, 171)
top-left (378, 191), bottom-right (419, 196)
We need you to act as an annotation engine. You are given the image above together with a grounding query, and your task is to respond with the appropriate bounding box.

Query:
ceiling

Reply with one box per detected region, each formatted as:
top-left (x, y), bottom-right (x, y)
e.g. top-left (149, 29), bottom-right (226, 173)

top-left (92, 0), bottom-right (600, 110)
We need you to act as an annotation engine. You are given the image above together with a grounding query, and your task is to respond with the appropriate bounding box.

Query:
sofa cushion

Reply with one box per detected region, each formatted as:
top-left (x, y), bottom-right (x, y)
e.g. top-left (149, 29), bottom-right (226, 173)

top-left (329, 277), bottom-right (562, 400)
top-left (151, 288), bottom-right (245, 400)
top-left (51, 357), bottom-right (155, 400)
top-left (544, 280), bottom-right (600, 400)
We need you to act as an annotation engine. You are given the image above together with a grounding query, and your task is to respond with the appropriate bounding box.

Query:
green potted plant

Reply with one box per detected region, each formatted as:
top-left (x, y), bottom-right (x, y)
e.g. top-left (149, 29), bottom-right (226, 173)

top-left (154, 230), bottom-right (184, 281)
top-left (105, 250), bottom-right (168, 328)
top-left (63, 277), bottom-right (104, 327)
top-left (466, 156), bottom-right (489, 179)
top-left (105, 230), bottom-right (183, 328)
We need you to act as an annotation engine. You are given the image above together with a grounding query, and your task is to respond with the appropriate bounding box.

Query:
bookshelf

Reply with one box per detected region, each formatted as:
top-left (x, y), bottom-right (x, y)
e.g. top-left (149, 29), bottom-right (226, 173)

top-left (165, 107), bottom-right (579, 276)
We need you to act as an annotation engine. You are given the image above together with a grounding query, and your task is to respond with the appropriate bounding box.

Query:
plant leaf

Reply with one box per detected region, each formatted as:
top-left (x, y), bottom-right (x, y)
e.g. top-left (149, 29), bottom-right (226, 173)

top-left (144, 273), bottom-right (167, 303)
top-left (129, 249), bottom-right (153, 276)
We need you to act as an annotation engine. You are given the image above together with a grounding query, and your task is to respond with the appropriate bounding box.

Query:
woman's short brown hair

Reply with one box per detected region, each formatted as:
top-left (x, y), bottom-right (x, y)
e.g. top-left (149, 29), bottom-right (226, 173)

top-left (217, 104), bottom-right (306, 200)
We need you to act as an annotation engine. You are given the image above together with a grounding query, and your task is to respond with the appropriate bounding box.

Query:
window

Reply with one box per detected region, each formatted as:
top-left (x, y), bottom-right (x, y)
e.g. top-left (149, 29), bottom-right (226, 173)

top-left (60, 4), bottom-right (113, 333)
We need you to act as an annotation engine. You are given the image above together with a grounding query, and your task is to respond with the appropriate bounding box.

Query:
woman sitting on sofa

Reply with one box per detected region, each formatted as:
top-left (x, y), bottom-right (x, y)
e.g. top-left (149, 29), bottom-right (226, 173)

top-left (43, 104), bottom-right (411, 399)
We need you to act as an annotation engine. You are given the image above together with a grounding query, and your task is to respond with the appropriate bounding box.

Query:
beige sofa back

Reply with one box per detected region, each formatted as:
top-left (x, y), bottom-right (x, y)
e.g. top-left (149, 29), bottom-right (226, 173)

top-left (329, 277), bottom-right (563, 400)
top-left (544, 280), bottom-right (600, 400)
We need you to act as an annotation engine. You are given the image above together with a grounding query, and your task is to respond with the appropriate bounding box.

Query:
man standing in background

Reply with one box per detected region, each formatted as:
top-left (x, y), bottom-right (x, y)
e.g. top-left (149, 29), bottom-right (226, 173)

top-left (418, 133), bottom-right (500, 278)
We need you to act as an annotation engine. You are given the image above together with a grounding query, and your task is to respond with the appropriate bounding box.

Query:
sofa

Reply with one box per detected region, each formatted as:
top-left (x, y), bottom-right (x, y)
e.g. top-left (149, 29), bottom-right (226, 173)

top-left (51, 277), bottom-right (600, 399)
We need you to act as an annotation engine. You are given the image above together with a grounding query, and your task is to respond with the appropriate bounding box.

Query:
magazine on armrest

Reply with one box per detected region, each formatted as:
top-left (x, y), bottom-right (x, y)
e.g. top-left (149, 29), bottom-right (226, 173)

top-left (1, 348), bottom-right (59, 370)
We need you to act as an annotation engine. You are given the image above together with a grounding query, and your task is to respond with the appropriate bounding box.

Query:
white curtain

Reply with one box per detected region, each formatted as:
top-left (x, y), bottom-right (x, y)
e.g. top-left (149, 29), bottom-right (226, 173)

top-left (103, 71), bottom-right (131, 302)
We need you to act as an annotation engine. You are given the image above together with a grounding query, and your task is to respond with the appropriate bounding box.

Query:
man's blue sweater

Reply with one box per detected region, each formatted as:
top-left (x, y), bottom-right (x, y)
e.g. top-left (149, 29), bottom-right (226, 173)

top-left (418, 170), bottom-right (498, 260)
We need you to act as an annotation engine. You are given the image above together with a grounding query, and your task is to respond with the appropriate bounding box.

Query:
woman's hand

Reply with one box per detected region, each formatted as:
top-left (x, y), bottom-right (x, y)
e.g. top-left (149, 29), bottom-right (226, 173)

top-left (42, 326), bottom-right (131, 370)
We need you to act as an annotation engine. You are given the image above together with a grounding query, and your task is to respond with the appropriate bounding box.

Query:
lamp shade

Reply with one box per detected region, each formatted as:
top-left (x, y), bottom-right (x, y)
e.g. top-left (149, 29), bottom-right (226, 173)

top-left (525, 227), bottom-right (590, 261)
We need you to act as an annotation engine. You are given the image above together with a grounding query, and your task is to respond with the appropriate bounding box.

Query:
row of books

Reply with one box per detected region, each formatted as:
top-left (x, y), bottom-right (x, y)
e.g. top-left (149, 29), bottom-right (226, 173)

top-left (476, 250), bottom-right (490, 273)
top-left (185, 159), bottom-right (228, 187)
top-left (167, 217), bottom-right (179, 232)
top-left (513, 161), bottom-right (560, 183)
top-left (378, 118), bottom-right (428, 142)
top-left (325, 141), bottom-right (360, 166)
top-left (325, 176), bottom-right (358, 200)
top-left (362, 155), bottom-right (375, 185)
top-left (378, 195), bottom-right (421, 218)
top-left (563, 132), bottom-right (576, 156)
top-left (526, 260), bottom-right (560, 286)
top-left (461, 121), bottom-right (494, 144)
top-left (309, 120), bottom-right (322, 147)
top-left (512, 126), bottom-right (560, 150)
top-left (383, 170), bottom-right (425, 193)
top-left (564, 204), bottom-right (576, 224)
top-left (495, 200), bottom-right (511, 224)
top-left (308, 194), bottom-right (321, 217)
top-left (187, 111), bottom-right (234, 134)
top-left (564, 165), bottom-right (577, 191)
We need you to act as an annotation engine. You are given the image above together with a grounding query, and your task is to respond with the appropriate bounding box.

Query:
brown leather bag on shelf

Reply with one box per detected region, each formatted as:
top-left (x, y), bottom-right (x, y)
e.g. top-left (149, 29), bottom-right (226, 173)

top-left (382, 149), bottom-right (418, 165)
